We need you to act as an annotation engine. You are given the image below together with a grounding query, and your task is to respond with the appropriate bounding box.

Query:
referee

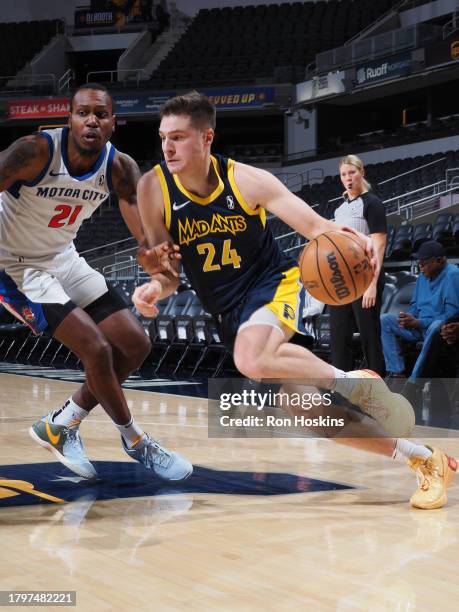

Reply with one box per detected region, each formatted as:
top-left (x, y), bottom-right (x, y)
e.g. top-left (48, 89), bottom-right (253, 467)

top-left (330, 155), bottom-right (387, 375)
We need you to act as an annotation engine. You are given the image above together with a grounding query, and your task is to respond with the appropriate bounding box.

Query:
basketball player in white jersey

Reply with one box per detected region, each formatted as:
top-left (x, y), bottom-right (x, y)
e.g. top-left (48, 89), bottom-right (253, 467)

top-left (0, 83), bottom-right (191, 482)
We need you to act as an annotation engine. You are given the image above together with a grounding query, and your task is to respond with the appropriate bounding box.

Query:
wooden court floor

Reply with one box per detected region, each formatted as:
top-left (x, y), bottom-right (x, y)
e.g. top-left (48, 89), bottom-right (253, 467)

top-left (1, 372), bottom-right (459, 611)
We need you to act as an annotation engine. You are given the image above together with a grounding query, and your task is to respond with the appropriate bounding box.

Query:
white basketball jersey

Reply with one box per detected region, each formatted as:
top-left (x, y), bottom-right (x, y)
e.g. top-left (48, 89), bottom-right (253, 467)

top-left (0, 128), bottom-right (115, 258)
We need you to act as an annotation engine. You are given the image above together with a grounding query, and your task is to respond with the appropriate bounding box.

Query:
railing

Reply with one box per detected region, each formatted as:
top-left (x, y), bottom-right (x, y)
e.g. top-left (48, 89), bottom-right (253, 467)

top-left (283, 148), bottom-right (318, 163)
top-left (313, 23), bottom-right (440, 74)
top-left (395, 184), bottom-right (459, 221)
top-left (443, 11), bottom-right (459, 39)
top-left (446, 167), bottom-right (459, 188)
top-left (58, 68), bottom-right (75, 93)
top-left (378, 157), bottom-right (446, 185)
top-left (398, 0), bottom-right (433, 11)
top-left (103, 256), bottom-right (138, 280)
top-left (86, 68), bottom-right (145, 84)
top-left (0, 72), bottom-right (56, 93)
top-left (345, 0), bottom-right (402, 45)
top-left (80, 238), bottom-right (138, 277)
top-left (278, 168), bottom-right (324, 191)
top-left (284, 241), bottom-right (307, 254)
top-left (384, 180), bottom-right (446, 214)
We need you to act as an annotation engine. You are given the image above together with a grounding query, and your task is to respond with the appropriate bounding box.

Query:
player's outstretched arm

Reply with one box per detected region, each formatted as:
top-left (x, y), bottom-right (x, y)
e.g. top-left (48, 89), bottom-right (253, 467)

top-left (134, 168), bottom-right (181, 306)
top-left (233, 162), bottom-right (375, 270)
top-left (0, 135), bottom-right (50, 192)
top-left (233, 162), bottom-right (337, 239)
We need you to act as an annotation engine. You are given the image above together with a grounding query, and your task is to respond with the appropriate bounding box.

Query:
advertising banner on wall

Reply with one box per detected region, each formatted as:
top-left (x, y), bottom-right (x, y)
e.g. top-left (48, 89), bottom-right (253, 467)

top-left (8, 98), bottom-right (70, 119)
top-left (6, 86), bottom-right (275, 120)
top-left (74, 1), bottom-right (143, 28)
top-left (74, 10), bottom-right (119, 28)
top-left (354, 53), bottom-right (411, 87)
top-left (114, 87), bottom-right (275, 114)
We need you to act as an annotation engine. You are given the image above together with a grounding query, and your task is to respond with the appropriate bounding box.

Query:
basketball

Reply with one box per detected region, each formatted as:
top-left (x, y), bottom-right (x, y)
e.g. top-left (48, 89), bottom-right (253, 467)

top-left (299, 231), bottom-right (372, 305)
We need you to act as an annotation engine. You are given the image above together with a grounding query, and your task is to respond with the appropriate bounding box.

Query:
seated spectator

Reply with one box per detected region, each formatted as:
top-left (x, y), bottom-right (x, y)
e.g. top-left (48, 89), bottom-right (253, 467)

top-left (380, 241), bottom-right (459, 382)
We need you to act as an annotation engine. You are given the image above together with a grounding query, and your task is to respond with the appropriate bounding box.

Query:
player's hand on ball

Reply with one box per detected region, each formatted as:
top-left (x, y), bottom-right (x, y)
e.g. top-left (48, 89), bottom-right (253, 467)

top-left (132, 280), bottom-right (162, 317)
top-left (138, 241), bottom-right (181, 277)
top-left (340, 226), bottom-right (377, 276)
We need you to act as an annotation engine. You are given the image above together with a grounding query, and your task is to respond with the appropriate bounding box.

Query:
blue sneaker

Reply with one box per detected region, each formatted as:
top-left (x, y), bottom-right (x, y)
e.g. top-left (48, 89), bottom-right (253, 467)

top-left (29, 416), bottom-right (97, 480)
top-left (122, 434), bottom-right (193, 481)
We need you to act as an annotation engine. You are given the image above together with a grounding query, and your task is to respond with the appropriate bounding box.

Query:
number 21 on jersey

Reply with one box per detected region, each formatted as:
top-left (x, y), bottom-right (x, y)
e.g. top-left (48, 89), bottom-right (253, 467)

top-left (197, 239), bottom-right (242, 272)
top-left (48, 204), bottom-right (83, 228)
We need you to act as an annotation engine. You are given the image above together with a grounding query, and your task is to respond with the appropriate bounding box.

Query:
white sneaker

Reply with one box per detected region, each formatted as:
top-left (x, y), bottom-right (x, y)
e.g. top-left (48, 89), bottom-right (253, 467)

top-left (122, 433), bottom-right (193, 482)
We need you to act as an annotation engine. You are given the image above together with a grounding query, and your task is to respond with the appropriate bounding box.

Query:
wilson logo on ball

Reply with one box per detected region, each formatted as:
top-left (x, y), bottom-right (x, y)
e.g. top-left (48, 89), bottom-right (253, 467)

top-left (299, 231), bottom-right (372, 306)
top-left (326, 252), bottom-right (351, 300)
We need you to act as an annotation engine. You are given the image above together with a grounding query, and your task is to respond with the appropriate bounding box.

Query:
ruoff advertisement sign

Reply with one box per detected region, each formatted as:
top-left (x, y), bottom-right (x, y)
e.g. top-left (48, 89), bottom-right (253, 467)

top-left (355, 53), bottom-right (411, 86)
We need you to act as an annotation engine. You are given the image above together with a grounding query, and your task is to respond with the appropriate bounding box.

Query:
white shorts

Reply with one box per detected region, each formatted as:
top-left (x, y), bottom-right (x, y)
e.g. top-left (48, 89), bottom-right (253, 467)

top-left (0, 244), bottom-right (107, 308)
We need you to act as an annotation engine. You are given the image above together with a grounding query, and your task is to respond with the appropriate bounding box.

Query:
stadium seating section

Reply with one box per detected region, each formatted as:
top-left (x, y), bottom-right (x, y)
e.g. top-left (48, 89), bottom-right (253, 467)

top-left (71, 147), bottom-right (459, 262)
top-left (148, 0), bottom-right (400, 88)
top-left (74, 199), bottom-right (132, 255)
top-left (0, 20), bottom-right (62, 85)
top-left (302, 149), bottom-right (459, 208)
top-left (0, 269), bottom-right (426, 376)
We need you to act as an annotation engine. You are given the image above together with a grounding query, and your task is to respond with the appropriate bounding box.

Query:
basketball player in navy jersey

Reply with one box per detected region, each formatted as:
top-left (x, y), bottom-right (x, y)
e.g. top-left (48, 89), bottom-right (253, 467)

top-left (0, 83), bottom-right (191, 482)
top-left (133, 91), bottom-right (456, 509)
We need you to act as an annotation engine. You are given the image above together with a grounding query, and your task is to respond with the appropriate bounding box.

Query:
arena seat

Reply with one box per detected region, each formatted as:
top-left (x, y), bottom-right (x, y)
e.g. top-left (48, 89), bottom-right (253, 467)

top-left (148, 0), bottom-right (400, 88)
top-left (390, 225), bottom-right (413, 260)
top-left (432, 213), bottom-right (454, 248)
top-left (381, 283), bottom-right (397, 313)
top-left (384, 282), bottom-right (416, 315)
top-left (0, 20), bottom-right (63, 88)
top-left (412, 223), bottom-right (432, 251)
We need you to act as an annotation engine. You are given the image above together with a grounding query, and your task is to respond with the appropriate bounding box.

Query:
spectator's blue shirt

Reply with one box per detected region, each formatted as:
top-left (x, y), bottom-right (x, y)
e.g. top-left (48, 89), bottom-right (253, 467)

top-left (408, 263), bottom-right (459, 330)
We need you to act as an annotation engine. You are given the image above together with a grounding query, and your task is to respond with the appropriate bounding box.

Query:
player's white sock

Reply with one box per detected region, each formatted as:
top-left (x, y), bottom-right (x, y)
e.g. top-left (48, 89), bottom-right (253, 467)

top-left (329, 367), bottom-right (353, 398)
top-left (115, 418), bottom-right (144, 448)
top-left (50, 398), bottom-right (89, 428)
top-left (392, 439), bottom-right (432, 462)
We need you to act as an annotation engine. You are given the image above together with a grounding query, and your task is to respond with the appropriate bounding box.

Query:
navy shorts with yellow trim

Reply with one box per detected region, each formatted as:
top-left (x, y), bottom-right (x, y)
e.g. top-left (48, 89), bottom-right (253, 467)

top-left (216, 265), bottom-right (307, 351)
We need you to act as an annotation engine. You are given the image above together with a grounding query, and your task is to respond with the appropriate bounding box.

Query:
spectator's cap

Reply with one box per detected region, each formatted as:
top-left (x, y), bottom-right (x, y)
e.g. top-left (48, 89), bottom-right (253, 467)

top-left (413, 240), bottom-right (446, 260)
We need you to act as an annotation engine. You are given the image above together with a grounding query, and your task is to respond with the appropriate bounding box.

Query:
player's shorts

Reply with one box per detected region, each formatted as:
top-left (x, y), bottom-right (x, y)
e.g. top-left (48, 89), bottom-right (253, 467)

top-left (0, 244), bottom-right (124, 335)
top-left (216, 265), bottom-right (307, 351)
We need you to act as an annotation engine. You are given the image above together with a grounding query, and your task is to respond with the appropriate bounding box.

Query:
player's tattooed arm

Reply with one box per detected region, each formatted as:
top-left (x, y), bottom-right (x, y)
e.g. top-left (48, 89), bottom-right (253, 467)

top-left (0, 135), bottom-right (50, 192)
top-left (111, 151), bottom-right (146, 245)
top-left (113, 154), bottom-right (180, 283)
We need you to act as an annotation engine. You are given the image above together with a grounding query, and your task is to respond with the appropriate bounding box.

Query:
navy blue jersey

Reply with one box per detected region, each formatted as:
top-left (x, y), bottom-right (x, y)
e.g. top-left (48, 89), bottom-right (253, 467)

top-left (155, 155), bottom-right (296, 315)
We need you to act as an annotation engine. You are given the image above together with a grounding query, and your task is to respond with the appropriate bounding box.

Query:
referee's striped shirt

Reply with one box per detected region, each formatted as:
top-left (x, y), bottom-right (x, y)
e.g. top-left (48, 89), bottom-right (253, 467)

top-left (333, 192), bottom-right (387, 236)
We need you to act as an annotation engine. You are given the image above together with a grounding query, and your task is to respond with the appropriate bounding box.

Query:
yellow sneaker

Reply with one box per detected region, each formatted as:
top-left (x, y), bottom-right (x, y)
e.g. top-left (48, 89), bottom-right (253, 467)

top-left (409, 446), bottom-right (457, 510)
top-left (347, 369), bottom-right (415, 437)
